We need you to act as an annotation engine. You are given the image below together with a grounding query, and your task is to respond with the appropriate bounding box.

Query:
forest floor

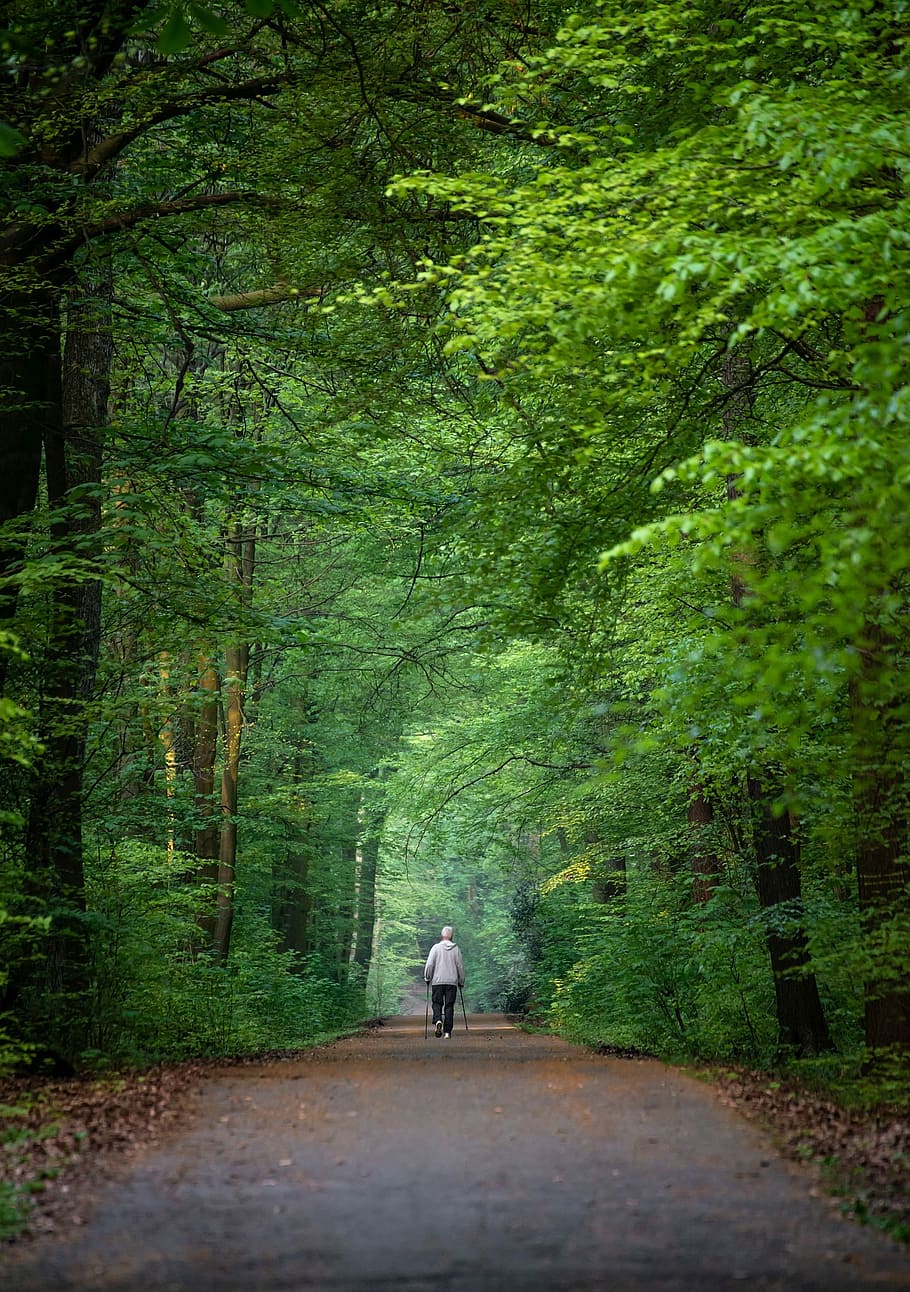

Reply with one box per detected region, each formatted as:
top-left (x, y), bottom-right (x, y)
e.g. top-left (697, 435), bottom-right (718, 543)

top-left (1, 1017), bottom-right (908, 1290)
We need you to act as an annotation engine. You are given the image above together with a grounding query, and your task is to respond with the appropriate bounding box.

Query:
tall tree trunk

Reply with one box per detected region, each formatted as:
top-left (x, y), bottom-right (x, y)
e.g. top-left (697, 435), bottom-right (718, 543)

top-left (352, 810), bottom-right (384, 973)
top-left (851, 621), bottom-right (910, 1058)
top-left (338, 836), bottom-right (358, 975)
top-left (271, 744), bottom-right (313, 962)
top-left (24, 270), bottom-right (111, 1009)
top-left (747, 774), bottom-right (833, 1056)
top-left (687, 769), bottom-right (719, 905)
top-left (212, 642), bottom-right (247, 961)
top-left (0, 292), bottom-right (59, 672)
top-left (276, 844), bottom-right (312, 961)
top-left (157, 652), bottom-right (181, 860)
top-left (721, 334), bottom-right (832, 1057)
top-left (192, 654), bottom-right (221, 944)
top-left (211, 521), bottom-right (254, 962)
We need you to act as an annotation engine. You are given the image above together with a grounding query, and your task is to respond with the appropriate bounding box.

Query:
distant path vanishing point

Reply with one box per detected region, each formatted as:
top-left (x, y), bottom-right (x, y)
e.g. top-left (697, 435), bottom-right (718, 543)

top-left (5, 1016), bottom-right (909, 1291)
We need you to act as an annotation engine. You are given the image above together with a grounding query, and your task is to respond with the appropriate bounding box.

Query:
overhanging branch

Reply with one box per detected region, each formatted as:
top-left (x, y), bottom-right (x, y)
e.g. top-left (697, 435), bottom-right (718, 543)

top-left (77, 75), bottom-right (291, 176)
top-left (455, 101), bottom-right (558, 147)
top-left (208, 283), bottom-right (325, 312)
top-left (41, 191), bottom-right (264, 270)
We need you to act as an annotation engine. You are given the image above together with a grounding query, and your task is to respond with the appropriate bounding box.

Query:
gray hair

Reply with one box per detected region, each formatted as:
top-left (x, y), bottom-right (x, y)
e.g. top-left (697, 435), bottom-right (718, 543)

top-left (441, 925), bottom-right (454, 940)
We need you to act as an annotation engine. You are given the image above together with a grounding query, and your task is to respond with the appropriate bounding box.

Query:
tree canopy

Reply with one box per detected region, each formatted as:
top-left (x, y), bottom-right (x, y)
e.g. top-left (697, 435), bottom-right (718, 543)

top-left (1, 0), bottom-right (908, 1111)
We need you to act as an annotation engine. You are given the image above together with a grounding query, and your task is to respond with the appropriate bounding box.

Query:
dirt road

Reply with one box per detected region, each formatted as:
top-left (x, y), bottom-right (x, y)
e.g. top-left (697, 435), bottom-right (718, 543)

top-left (4, 1016), bottom-right (908, 1290)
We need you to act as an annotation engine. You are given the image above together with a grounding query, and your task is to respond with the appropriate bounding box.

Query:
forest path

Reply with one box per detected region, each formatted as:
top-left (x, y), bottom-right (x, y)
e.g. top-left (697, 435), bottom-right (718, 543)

top-left (5, 1016), bottom-right (908, 1291)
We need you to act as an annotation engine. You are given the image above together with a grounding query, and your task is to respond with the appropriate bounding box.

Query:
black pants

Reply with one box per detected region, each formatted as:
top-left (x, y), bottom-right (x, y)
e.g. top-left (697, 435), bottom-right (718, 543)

top-left (432, 984), bottom-right (457, 1034)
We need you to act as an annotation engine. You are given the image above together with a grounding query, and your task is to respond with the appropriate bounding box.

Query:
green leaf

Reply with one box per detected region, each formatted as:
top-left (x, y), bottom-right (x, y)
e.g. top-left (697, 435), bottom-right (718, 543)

top-left (157, 9), bottom-right (193, 54)
top-left (245, 0), bottom-right (275, 16)
top-left (0, 122), bottom-right (27, 158)
top-left (189, 3), bottom-right (231, 36)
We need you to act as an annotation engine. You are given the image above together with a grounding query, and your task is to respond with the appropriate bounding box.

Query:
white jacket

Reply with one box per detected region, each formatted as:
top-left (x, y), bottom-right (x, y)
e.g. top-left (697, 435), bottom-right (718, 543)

top-left (424, 939), bottom-right (465, 987)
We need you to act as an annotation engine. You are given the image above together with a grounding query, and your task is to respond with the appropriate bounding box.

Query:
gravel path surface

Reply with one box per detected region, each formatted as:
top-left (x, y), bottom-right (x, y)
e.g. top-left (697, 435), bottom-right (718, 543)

top-left (4, 1016), bottom-right (908, 1291)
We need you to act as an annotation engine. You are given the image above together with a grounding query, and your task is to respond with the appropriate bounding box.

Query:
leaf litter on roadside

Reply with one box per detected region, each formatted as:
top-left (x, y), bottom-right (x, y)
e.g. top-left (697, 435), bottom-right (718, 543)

top-left (710, 1065), bottom-right (909, 1241)
top-left (3, 1047), bottom-right (908, 1246)
top-left (0, 1048), bottom-right (321, 1243)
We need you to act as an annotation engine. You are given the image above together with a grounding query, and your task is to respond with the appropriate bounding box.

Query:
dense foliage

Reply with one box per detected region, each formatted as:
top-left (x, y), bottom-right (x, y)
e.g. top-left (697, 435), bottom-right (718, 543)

top-left (0, 0), bottom-right (907, 1101)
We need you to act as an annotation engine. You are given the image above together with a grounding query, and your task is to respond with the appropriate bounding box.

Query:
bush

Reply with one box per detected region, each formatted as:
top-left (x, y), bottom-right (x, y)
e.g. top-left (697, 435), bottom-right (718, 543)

top-left (527, 868), bottom-right (860, 1067)
top-left (69, 840), bottom-right (365, 1066)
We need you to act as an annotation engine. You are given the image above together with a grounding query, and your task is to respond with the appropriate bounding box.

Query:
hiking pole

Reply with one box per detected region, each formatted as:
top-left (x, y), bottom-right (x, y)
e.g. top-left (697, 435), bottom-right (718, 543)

top-left (424, 980), bottom-right (429, 1040)
top-left (459, 985), bottom-right (469, 1032)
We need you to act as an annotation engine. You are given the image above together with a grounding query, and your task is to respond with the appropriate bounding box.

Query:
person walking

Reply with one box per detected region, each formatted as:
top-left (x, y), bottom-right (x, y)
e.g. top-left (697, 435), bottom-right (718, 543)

top-left (424, 926), bottom-right (465, 1038)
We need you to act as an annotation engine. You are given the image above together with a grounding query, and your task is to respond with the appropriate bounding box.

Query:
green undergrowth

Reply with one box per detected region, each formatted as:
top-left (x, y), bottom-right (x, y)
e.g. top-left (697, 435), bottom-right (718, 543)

top-left (0, 1096), bottom-right (71, 1242)
top-left (3, 889), bottom-right (368, 1075)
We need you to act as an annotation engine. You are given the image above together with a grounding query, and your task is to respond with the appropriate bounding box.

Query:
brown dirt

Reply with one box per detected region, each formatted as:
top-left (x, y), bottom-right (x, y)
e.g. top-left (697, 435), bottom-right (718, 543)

top-left (3, 1016), bottom-right (909, 1291)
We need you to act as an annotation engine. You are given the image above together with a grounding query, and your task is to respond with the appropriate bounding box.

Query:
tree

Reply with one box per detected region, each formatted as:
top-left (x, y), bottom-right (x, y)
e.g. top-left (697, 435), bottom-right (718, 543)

top-left (1, 0), bottom-right (558, 1054)
top-left (386, 1), bottom-right (908, 1063)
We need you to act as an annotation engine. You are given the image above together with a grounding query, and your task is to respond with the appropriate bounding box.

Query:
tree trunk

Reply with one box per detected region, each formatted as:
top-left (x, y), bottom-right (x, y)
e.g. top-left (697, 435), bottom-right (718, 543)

top-left (851, 622), bottom-right (910, 1058)
top-left (211, 521), bottom-right (255, 962)
top-left (338, 837), bottom-right (358, 975)
top-left (157, 652), bottom-right (181, 859)
top-left (277, 846), bottom-right (312, 961)
top-left (0, 293), bottom-right (59, 670)
top-left (721, 333), bottom-right (832, 1056)
top-left (271, 744), bottom-right (313, 961)
top-left (591, 855), bottom-right (626, 904)
top-left (687, 772), bottom-right (719, 904)
top-left (192, 654), bottom-right (221, 944)
top-left (747, 775), bottom-right (833, 1056)
top-left (352, 812), bottom-right (384, 972)
top-left (24, 270), bottom-right (111, 1008)
top-left (212, 643), bottom-right (246, 961)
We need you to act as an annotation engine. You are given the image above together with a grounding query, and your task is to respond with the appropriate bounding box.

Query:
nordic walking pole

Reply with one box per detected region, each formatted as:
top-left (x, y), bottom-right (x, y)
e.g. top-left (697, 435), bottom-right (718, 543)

top-left (459, 985), bottom-right (469, 1032)
top-left (424, 980), bottom-right (430, 1040)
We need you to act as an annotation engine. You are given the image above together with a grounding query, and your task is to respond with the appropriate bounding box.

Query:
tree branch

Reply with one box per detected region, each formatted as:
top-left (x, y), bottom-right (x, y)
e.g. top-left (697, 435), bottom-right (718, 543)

top-left (454, 100), bottom-right (558, 147)
top-left (76, 75), bottom-right (291, 176)
top-left (208, 283), bottom-right (325, 312)
top-left (41, 191), bottom-right (264, 270)
top-left (390, 80), bottom-right (559, 146)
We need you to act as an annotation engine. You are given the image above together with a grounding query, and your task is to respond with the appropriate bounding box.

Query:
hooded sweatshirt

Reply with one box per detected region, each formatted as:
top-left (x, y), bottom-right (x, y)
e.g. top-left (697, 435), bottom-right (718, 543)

top-left (424, 938), bottom-right (465, 988)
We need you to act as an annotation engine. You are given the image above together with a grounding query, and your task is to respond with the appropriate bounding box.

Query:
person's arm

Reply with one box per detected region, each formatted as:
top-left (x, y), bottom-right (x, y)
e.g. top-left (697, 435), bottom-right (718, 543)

top-left (424, 945), bottom-right (436, 983)
top-left (456, 947), bottom-right (465, 987)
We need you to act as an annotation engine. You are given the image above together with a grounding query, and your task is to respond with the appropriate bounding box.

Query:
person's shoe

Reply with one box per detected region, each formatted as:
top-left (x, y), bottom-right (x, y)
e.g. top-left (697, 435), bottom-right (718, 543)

top-left (435, 1020), bottom-right (443, 1037)
top-left (444, 1032), bottom-right (451, 1039)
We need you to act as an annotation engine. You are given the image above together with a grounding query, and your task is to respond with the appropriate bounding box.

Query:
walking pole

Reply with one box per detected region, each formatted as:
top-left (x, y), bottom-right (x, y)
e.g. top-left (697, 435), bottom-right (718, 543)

top-left (459, 985), bottom-right (469, 1032)
top-left (424, 980), bottom-right (429, 1040)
